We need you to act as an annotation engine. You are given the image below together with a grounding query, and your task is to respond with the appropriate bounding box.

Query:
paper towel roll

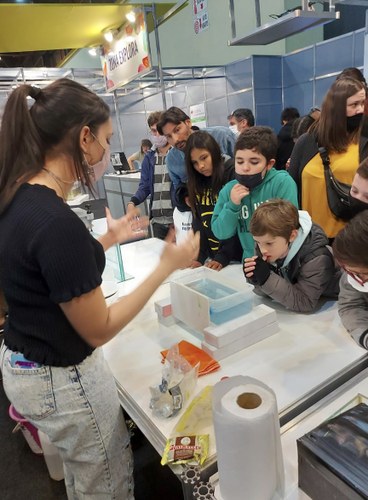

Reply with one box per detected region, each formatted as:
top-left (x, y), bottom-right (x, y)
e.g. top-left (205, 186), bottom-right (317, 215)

top-left (213, 376), bottom-right (284, 500)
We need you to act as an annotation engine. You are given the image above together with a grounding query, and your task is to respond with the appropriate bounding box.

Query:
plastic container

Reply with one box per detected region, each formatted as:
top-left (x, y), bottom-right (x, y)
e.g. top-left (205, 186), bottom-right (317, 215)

top-left (9, 404), bottom-right (43, 454)
top-left (38, 430), bottom-right (64, 481)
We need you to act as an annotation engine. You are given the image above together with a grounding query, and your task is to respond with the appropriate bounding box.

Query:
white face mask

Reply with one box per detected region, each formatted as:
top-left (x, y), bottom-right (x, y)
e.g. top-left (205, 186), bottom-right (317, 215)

top-left (84, 133), bottom-right (110, 182)
top-left (151, 134), bottom-right (168, 149)
top-left (229, 124), bottom-right (239, 137)
top-left (347, 273), bottom-right (368, 293)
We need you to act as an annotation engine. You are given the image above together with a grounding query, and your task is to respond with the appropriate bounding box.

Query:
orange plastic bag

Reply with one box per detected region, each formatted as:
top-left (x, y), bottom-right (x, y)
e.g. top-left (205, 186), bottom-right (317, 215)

top-left (161, 340), bottom-right (220, 376)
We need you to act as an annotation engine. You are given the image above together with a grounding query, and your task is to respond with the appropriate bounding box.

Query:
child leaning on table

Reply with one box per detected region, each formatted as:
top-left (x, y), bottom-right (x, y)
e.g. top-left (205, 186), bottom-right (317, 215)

top-left (211, 126), bottom-right (298, 259)
top-left (333, 211), bottom-right (368, 349)
top-left (243, 199), bottom-right (341, 313)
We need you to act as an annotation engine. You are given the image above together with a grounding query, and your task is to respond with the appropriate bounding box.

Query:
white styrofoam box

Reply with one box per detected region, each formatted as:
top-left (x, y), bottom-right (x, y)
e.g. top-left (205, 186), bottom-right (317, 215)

top-left (203, 304), bottom-right (277, 348)
top-left (201, 321), bottom-right (279, 361)
top-left (157, 314), bottom-right (176, 327)
top-left (170, 267), bottom-right (253, 332)
top-left (154, 297), bottom-right (172, 318)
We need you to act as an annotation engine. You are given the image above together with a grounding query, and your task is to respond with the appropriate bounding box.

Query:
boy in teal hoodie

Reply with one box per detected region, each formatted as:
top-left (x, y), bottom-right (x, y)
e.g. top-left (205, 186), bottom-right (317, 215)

top-left (211, 126), bottom-right (298, 258)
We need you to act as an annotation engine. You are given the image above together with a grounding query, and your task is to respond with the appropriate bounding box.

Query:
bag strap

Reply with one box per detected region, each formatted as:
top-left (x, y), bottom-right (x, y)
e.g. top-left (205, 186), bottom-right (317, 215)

top-left (318, 145), bottom-right (331, 172)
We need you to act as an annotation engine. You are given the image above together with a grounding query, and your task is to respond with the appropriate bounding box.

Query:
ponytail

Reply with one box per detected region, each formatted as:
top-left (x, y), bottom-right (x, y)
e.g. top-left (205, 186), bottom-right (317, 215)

top-left (0, 85), bottom-right (44, 214)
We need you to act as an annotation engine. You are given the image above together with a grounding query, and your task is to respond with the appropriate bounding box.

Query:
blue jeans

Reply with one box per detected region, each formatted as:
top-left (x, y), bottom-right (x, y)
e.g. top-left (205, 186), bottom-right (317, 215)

top-left (0, 344), bottom-right (134, 499)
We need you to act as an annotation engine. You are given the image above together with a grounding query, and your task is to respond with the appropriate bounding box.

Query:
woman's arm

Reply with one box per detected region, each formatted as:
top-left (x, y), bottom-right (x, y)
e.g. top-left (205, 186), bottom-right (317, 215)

top-left (127, 151), bottom-right (139, 170)
top-left (60, 231), bottom-right (200, 348)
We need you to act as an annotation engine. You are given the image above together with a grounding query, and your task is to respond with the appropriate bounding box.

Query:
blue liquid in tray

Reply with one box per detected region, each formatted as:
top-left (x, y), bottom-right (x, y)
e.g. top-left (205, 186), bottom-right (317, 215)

top-left (210, 301), bottom-right (252, 325)
top-left (186, 279), bottom-right (236, 300)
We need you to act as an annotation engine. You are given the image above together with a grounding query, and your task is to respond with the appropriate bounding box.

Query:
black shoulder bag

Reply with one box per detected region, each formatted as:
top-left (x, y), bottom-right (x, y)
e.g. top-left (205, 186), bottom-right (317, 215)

top-left (318, 146), bottom-right (352, 221)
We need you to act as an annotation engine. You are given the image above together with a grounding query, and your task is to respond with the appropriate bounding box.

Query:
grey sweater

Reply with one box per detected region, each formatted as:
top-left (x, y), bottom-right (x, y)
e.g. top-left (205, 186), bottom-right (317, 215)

top-left (338, 273), bottom-right (368, 349)
top-left (252, 211), bottom-right (341, 312)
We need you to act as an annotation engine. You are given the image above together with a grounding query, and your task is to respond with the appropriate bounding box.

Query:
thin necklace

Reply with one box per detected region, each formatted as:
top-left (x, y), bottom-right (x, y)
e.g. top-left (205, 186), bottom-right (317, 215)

top-left (42, 168), bottom-right (71, 201)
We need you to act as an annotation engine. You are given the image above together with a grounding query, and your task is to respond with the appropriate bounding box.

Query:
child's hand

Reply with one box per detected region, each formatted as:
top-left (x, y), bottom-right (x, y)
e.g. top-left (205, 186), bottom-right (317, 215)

top-left (205, 259), bottom-right (223, 271)
top-left (230, 183), bottom-right (249, 205)
top-left (243, 257), bottom-right (257, 279)
top-left (243, 256), bottom-right (270, 285)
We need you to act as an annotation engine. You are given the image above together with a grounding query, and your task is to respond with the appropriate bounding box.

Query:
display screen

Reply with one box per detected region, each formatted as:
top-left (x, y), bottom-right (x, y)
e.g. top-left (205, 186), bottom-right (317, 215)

top-left (111, 152), bottom-right (130, 172)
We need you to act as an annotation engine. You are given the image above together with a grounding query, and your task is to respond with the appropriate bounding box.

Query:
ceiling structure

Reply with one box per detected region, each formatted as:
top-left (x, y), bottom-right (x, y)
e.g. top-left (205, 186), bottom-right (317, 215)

top-left (0, 1), bottom-right (180, 68)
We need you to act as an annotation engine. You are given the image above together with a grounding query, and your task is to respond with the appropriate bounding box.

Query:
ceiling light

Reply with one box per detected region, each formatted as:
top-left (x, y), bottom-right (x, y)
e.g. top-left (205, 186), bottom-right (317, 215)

top-left (126, 11), bottom-right (136, 23)
top-left (103, 31), bottom-right (114, 43)
top-left (88, 47), bottom-right (98, 57)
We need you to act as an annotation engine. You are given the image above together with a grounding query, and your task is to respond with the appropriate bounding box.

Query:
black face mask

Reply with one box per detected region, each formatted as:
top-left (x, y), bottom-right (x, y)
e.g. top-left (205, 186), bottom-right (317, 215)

top-left (235, 169), bottom-right (266, 190)
top-left (349, 194), bottom-right (368, 217)
top-left (346, 113), bottom-right (363, 132)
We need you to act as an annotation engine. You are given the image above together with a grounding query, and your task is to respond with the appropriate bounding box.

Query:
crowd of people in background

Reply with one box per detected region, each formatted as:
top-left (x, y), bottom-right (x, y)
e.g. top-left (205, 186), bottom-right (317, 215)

top-left (2, 65), bottom-right (368, 498)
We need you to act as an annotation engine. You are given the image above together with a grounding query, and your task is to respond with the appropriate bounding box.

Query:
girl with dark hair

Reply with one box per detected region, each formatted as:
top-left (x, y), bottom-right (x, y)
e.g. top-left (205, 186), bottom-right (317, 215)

top-left (184, 130), bottom-right (242, 270)
top-left (289, 77), bottom-right (368, 240)
top-left (333, 212), bottom-right (368, 350)
top-left (0, 78), bottom-right (199, 498)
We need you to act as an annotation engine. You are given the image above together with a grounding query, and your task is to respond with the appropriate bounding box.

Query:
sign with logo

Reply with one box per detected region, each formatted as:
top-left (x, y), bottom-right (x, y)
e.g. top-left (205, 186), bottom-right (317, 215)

top-left (190, 103), bottom-right (207, 129)
top-left (193, 0), bottom-right (209, 34)
top-left (101, 10), bottom-right (151, 92)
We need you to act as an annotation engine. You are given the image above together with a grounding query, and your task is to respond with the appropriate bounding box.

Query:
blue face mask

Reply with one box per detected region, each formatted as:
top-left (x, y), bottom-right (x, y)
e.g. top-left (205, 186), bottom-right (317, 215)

top-left (235, 168), bottom-right (267, 190)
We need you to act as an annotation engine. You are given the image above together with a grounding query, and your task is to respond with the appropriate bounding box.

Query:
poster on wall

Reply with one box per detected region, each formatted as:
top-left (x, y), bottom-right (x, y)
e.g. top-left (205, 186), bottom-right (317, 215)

top-left (101, 10), bottom-right (151, 92)
top-left (190, 103), bottom-right (207, 129)
top-left (193, 0), bottom-right (209, 34)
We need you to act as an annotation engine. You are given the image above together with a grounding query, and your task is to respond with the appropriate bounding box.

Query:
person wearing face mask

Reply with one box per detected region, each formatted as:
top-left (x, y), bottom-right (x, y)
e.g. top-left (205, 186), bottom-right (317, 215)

top-left (0, 79), bottom-right (200, 499)
top-left (127, 111), bottom-right (174, 239)
top-left (333, 212), bottom-right (368, 349)
top-left (211, 126), bottom-right (298, 259)
top-left (229, 108), bottom-right (255, 137)
top-left (243, 200), bottom-right (341, 313)
top-left (289, 77), bottom-right (368, 241)
top-left (348, 158), bottom-right (368, 216)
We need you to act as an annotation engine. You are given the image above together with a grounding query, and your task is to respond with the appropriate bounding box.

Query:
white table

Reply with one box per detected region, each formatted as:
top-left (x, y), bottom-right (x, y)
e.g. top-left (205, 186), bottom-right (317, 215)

top-left (101, 236), bottom-right (368, 497)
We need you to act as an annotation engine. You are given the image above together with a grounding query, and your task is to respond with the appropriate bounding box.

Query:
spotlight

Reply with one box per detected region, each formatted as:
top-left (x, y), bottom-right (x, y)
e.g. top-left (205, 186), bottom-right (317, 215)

top-left (126, 11), bottom-right (136, 23)
top-left (103, 31), bottom-right (114, 43)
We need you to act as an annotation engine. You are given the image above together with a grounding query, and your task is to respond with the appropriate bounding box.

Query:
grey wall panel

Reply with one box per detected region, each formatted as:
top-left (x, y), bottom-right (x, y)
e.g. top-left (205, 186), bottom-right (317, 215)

top-left (283, 48), bottom-right (314, 87)
top-left (206, 97), bottom-right (229, 127)
top-left (256, 103), bottom-right (282, 133)
top-left (204, 77), bottom-right (227, 101)
top-left (225, 58), bottom-right (253, 93)
top-left (171, 89), bottom-right (189, 110)
top-left (142, 91), bottom-right (166, 113)
top-left (315, 33), bottom-right (354, 77)
top-left (186, 81), bottom-right (206, 104)
top-left (315, 76), bottom-right (336, 106)
top-left (353, 29), bottom-right (365, 68)
top-left (283, 81), bottom-right (313, 116)
top-left (227, 91), bottom-right (254, 116)
top-left (118, 94), bottom-right (146, 113)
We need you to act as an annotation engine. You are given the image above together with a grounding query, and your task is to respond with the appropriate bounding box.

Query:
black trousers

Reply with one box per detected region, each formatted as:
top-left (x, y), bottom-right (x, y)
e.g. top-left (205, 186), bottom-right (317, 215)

top-left (151, 222), bottom-right (171, 240)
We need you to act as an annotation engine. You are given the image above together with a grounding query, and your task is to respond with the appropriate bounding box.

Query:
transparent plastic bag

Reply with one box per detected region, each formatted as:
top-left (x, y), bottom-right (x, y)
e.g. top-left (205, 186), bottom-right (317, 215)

top-left (150, 344), bottom-right (198, 418)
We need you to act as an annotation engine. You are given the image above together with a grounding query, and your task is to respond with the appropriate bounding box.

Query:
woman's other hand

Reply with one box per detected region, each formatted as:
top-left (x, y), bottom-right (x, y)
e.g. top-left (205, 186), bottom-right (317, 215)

top-left (160, 230), bottom-right (200, 274)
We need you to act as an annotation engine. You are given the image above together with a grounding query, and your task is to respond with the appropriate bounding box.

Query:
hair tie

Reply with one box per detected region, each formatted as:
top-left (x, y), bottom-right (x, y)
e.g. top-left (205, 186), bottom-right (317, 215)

top-left (29, 86), bottom-right (42, 101)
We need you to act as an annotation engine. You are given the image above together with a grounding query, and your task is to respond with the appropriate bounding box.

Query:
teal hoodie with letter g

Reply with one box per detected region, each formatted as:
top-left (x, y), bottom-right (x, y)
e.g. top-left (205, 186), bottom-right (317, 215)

top-left (211, 168), bottom-right (298, 258)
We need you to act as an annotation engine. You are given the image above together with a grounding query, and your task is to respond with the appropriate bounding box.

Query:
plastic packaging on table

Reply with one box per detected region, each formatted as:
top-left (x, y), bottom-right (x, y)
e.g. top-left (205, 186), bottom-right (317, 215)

top-left (150, 344), bottom-right (198, 418)
top-left (9, 404), bottom-right (43, 454)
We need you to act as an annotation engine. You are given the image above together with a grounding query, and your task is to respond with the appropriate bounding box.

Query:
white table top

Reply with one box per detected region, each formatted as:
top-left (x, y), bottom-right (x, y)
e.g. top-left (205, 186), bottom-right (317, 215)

top-left (102, 236), bottom-right (367, 462)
